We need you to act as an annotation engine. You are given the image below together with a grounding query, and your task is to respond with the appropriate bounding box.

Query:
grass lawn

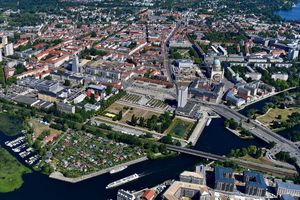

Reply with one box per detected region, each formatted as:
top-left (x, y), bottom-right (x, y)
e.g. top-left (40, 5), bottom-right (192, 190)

top-left (167, 118), bottom-right (194, 139)
top-left (177, 49), bottom-right (191, 59)
top-left (30, 119), bottom-right (61, 141)
top-left (120, 108), bottom-right (160, 124)
top-left (0, 147), bottom-right (31, 193)
top-left (0, 113), bottom-right (23, 136)
top-left (257, 107), bottom-right (300, 126)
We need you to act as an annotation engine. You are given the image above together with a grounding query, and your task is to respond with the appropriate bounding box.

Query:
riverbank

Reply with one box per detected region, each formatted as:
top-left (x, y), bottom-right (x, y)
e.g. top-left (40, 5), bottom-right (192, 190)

top-left (49, 156), bottom-right (148, 183)
top-left (225, 127), bottom-right (253, 139)
top-left (0, 146), bottom-right (31, 193)
top-left (188, 113), bottom-right (208, 145)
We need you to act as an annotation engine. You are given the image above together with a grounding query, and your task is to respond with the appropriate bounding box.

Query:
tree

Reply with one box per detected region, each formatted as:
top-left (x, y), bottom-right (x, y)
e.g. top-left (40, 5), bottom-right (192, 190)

top-left (64, 79), bottom-right (71, 86)
top-left (105, 86), bottom-right (113, 95)
top-left (160, 135), bottom-right (173, 145)
top-left (117, 110), bottom-right (123, 121)
top-left (90, 31), bottom-right (97, 38)
top-left (131, 114), bottom-right (137, 126)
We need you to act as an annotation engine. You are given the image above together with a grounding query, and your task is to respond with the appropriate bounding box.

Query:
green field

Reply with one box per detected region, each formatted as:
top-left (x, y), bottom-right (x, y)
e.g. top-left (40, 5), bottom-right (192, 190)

top-left (167, 118), bottom-right (194, 139)
top-left (257, 107), bottom-right (300, 127)
top-left (0, 147), bottom-right (31, 193)
top-left (0, 113), bottom-right (24, 136)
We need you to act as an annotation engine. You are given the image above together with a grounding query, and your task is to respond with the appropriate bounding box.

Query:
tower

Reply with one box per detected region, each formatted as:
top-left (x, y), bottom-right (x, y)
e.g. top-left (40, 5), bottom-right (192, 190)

top-left (210, 59), bottom-right (224, 83)
top-left (72, 55), bottom-right (80, 73)
top-left (177, 85), bottom-right (188, 108)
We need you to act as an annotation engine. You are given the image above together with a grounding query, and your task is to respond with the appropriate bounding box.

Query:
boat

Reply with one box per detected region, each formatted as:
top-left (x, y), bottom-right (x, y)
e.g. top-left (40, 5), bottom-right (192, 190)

top-left (206, 118), bottom-right (212, 126)
top-left (109, 166), bottom-right (128, 174)
top-left (106, 173), bottom-right (140, 189)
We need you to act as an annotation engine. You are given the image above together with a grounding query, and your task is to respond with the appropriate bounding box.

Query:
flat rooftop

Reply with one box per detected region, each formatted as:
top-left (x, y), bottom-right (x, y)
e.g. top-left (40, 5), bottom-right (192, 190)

top-left (163, 181), bottom-right (209, 200)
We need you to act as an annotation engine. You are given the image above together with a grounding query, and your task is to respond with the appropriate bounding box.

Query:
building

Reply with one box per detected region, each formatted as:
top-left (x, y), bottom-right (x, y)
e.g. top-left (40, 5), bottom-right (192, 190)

top-left (4, 43), bottom-right (14, 56)
top-left (180, 171), bottom-right (206, 185)
top-left (243, 171), bottom-right (267, 197)
top-left (214, 166), bottom-right (235, 192)
top-left (141, 189), bottom-right (155, 200)
top-left (72, 55), bottom-right (80, 73)
top-left (57, 102), bottom-right (75, 114)
top-left (163, 181), bottom-right (211, 200)
top-left (38, 91), bottom-right (58, 103)
top-left (36, 80), bottom-right (60, 93)
top-left (288, 48), bottom-right (299, 60)
top-left (208, 59), bottom-right (224, 83)
top-left (176, 59), bottom-right (193, 69)
top-left (276, 181), bottom-right (300, 197)
top-left (1, 36), bottom-right (8, 46)
top-left (225, 90), bottom-right (245, 107)
top-left (0, 49), bottom-right (3, 62)
top-left (189, 80), bottom-right (224, 103)
top-left (177, 85), bottom-right (188, 108)
top-left (117, 189), bottom-right (135, 200)
top-left (73, 93), bottom-right (86, 104)
top-left (271, 73), bottom-right (289, 81)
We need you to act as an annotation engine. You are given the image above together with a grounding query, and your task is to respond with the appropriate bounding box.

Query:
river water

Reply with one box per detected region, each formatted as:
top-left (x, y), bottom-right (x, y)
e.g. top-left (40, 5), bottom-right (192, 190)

top-left (0, 117), bottom-right (266, 200)
top-left (275, 3), bottom-right (300, 21)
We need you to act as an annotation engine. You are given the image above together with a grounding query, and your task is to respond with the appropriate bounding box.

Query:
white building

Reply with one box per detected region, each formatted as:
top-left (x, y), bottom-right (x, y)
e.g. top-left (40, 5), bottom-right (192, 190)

top-left (177, 59), bottom-right (193, 69)
top-left (271, 73), bottom-right (289, 81)
top-left (72, 55), bottom-right (80, 73)
top-left (288, 48), bottom-right (299, 60)
top-left (0, 49), bottom-right (3, 62)
top-left (73, 93), bottom-right (86, 104)
top-left (2, 36), bottom-right (8, 46)
top-left (177, 86), bottom-right (188, 108)
top-left (4, 43), bottom-right (14, 56)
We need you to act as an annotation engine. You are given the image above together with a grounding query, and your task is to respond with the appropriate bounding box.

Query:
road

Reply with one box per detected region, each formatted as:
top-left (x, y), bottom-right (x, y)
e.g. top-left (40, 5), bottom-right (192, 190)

top-left (166, 145), bottom-right (297, 177)
top-left (205, 102), bottom-right (300, 167)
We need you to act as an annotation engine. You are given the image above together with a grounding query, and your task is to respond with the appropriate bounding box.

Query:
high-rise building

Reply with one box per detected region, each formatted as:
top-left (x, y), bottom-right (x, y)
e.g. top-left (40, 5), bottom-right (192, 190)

top-left (288, 48), bottom-right (299, 60)
top-left (2, 36), bottom-right (8, 46)
top-left (177, 85), bottom-right (188, 108)
top-left (72, 55), bottom-right (80, 73)
top-left (4, 43), bottom-right (14, 56)
top-left (0, 49), bottom-right (3, 62)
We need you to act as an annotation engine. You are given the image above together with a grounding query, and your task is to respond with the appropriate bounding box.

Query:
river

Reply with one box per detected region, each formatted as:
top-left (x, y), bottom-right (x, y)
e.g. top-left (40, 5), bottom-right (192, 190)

top-left (0, 117), bottom-right (266, 200)
top-left (275, 3), bottom-right (300, 21)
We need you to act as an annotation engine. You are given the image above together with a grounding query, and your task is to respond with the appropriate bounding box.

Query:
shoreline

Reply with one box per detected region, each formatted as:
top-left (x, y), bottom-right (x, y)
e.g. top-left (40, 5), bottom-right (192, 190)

top-left (49, 156), bottom-right (148, 183)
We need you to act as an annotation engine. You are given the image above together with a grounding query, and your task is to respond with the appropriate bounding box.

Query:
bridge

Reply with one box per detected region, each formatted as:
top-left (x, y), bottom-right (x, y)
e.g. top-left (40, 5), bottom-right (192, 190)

top-left (166, 145), bottom-right (227, 161)
top-left (166, 145), bottom-right (297, 177)
top-left (192, 101), bottom-right (300, 167)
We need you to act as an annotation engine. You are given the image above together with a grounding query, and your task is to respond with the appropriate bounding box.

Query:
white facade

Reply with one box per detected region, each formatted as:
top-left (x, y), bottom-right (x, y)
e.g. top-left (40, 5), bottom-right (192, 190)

top-left (72, 55), bottom-right (80, 73)
top-left (271, 73), bottom-right (289, 81)
top-left (177, 86), bottom-right (188, 108)
top-left (2, 36), bottom-right (8, 46)
top-left (288, 49), bottom-right (299, 60)
top-left (4, 43), bottom-right (14, 56)
top-left (0, 49), bottom-right (2, 62)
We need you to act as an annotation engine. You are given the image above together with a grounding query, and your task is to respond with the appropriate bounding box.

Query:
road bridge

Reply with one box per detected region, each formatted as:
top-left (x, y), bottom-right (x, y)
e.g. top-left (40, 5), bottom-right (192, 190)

top-left (166, 145), bottom-right (297, 177)
top-left (200, 102), bottom-right (300, 167)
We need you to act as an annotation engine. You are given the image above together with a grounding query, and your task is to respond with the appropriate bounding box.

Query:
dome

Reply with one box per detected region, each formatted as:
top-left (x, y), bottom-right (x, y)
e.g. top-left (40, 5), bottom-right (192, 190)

top-left (213, 59), bottom-right (221, 66)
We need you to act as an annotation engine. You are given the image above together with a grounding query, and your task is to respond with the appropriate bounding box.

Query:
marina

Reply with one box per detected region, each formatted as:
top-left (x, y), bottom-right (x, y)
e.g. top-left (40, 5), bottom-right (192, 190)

top-left (4, 136), bottom-right (41, 166)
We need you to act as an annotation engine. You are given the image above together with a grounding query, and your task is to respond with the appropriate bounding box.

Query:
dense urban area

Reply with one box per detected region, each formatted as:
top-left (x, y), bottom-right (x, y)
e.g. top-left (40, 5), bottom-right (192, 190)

top-left (1, 0), bottom-right (300, 199)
